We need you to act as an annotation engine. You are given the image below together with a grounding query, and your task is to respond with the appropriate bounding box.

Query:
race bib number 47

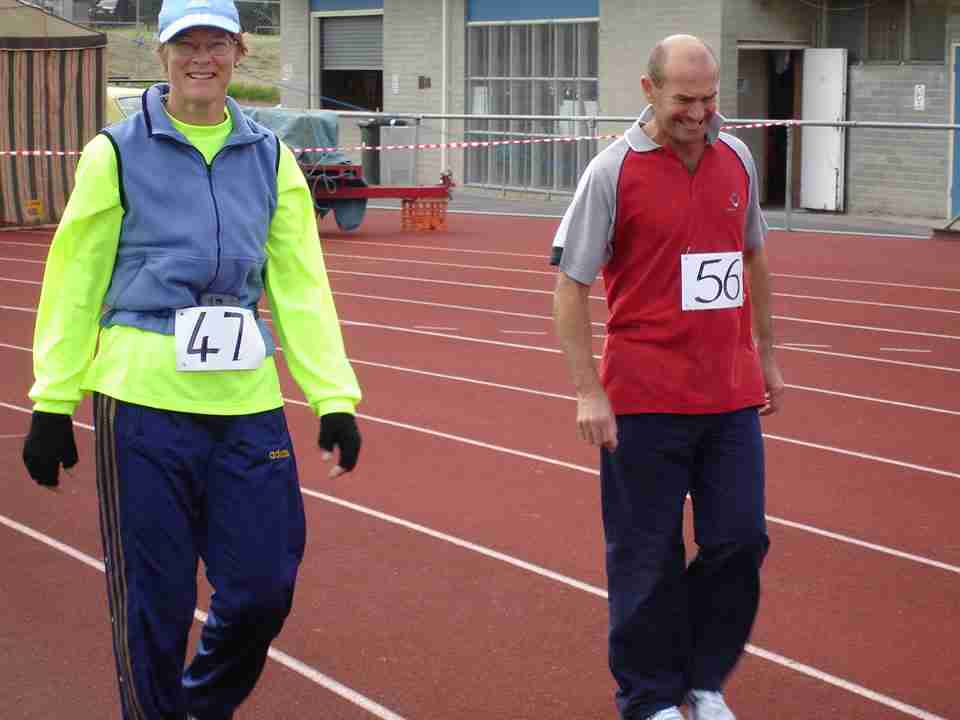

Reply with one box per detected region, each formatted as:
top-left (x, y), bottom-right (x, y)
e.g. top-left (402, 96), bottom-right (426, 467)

top-left (680, 251), bottom-right (744, 311)
top-left (174, 306), bottom-right (266, 372)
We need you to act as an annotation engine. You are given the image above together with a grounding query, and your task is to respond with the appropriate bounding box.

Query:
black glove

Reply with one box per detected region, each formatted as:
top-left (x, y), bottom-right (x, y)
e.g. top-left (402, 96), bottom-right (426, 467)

top-left (318, 412), bottom-right (361, 472)
top-left (23, 411), bottom-right (79, 488)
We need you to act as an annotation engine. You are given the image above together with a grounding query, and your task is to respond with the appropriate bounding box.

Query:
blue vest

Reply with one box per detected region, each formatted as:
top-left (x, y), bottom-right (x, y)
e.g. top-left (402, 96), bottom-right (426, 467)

top-left (100, 84), bottom-right (280, 354)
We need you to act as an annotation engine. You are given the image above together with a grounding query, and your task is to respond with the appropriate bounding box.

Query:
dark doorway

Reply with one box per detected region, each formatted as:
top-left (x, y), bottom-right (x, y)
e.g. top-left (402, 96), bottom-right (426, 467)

top-left (765, 50), bottom-right (798, 206)
top-left (321, 70), bottom-right (383, 112)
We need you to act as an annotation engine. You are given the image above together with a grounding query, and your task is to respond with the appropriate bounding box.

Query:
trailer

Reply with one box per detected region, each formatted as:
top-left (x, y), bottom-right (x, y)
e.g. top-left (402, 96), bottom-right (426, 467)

top-left (242, 107), bottom-right (454, 232)
top-left (301, 162), bottom-right (454, 231)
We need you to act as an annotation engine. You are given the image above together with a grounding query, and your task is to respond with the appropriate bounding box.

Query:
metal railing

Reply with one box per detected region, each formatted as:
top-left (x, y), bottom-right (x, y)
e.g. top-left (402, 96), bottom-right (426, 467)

top-left (329, 110), bottom-right (960, 231)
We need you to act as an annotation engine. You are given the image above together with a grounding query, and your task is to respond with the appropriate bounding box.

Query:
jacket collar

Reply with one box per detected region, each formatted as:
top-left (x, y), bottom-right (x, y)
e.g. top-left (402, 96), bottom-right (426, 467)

top-left (140, 83), bottom-right (268, 148)
top-left (623, 104), bottom-right (724, 153)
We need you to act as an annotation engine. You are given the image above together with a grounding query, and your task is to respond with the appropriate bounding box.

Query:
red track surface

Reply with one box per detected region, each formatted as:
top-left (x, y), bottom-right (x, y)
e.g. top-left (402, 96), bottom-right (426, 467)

top-left (1, 210), bottom-right (958, 719)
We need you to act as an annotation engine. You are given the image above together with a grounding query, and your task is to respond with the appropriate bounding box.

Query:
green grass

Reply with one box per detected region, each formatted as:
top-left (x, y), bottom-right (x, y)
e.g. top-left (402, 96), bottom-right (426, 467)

top-left (104, 26), bottom-right (283, 89)
top-left (228, 82), bottom-right (280, 104)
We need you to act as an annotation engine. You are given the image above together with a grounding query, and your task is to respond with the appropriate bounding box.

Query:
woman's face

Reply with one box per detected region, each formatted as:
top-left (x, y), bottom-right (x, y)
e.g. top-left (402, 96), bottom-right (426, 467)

top-left (163, 27), bottom-right (237, 115)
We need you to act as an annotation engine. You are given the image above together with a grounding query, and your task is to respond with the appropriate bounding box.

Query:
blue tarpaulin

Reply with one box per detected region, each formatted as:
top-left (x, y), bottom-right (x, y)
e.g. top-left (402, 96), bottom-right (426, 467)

top-left (241, 106), bottom-right (367, 231)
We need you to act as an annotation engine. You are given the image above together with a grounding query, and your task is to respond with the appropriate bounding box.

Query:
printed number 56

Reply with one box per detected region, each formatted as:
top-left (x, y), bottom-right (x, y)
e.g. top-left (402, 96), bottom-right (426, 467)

top-left (695, 257), bottom-right (742, 304)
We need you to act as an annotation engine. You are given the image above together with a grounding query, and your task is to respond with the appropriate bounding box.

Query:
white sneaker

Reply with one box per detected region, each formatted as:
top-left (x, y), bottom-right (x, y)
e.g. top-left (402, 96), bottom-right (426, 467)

top-left (686, 690), bottom-right (735, 720)
top-left (646, 708), bottom-right (685, 720)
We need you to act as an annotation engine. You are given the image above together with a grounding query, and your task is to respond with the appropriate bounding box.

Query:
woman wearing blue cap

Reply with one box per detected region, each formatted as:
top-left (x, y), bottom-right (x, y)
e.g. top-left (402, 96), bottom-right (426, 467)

top-left (21, 0), bottom-right (363, 717)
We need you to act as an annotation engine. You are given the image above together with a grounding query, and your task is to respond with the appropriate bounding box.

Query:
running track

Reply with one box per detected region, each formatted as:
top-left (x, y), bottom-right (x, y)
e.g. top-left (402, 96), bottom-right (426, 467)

top-left (1, 210), bottom-right (958, 720)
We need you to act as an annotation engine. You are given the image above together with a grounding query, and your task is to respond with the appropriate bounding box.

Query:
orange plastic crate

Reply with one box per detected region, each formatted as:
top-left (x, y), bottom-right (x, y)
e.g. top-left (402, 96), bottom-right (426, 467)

top-left (401, 198), bottom-right (448, 231)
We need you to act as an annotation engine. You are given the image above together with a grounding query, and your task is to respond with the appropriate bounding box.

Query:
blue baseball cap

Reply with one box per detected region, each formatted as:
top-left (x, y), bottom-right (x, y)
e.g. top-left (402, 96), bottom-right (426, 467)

top-left (157, 0), bottom-right (241, 43)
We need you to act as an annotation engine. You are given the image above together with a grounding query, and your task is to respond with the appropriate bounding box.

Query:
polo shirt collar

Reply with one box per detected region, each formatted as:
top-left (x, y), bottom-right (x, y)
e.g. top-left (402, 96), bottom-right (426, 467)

top-left (623, 104), bottom-right (725, 152)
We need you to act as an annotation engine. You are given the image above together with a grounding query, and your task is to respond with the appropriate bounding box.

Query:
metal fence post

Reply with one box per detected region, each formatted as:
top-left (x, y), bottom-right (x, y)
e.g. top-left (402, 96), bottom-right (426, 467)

top-left (784, 123), bottom-right (794, 232)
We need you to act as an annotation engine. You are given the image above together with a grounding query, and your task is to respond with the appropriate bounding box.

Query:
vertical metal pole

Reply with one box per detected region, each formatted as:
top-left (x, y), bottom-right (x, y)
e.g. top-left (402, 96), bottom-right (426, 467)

top-left (784, 123), bottom-right (794, 232)
top-left (414, 116), bottom-right (421, 186)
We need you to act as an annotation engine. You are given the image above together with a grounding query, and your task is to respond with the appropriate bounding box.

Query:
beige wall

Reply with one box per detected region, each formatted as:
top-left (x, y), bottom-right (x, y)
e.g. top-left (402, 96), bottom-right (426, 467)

top-left (599, 0), bottom-right (724, 120)
top-left (280, 0), bottom-right (311, 109)
top-left (383, 0), bottom-right (466, 185)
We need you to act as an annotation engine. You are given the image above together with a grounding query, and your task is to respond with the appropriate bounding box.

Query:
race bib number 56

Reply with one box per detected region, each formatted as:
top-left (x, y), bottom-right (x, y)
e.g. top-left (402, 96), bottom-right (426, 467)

top-left (174, 306), bottom-right (266, 372)
top-left (681, 251), bottom-right (744, 311)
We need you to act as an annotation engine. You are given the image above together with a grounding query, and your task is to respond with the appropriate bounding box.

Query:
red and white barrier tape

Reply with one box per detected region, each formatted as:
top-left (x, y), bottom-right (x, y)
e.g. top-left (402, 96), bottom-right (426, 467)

top-left (0, 121), bottom-right (796, 158)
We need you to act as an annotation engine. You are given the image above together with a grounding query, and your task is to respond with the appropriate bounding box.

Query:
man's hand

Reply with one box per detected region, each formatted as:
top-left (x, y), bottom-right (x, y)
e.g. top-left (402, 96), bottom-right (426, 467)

top-left (759, 350), bottom-right (785, 416)
top-left (22, 411), bottom-right (78, 488)
top-left (318, 412), bottom-right (362, 478)
top-left (577, 391), bottom-right (618, 450)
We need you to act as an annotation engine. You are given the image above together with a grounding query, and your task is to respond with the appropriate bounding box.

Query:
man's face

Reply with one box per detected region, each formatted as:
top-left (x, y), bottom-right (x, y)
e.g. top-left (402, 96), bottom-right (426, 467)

top-left (165, 27), bottom-right (237, 109)
top-left (644, 56), bottom-right (719, 148)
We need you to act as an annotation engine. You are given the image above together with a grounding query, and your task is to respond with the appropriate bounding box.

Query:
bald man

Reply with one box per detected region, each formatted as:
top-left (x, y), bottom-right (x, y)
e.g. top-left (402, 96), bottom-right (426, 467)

top-left (552, 35), bottom-right (784, 720)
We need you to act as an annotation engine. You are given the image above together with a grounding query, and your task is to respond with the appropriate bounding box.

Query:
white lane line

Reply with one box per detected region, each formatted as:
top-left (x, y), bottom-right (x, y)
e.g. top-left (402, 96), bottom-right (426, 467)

top-left (299, 489), bottom-right (946, 720)
top-left (0, 341), bottom-right (33, 353)
top-left (4, 396), bottom-right (958, 580)
top-left (781, 383), bottom-right (960, 418)
top-left (319, 239), bottom-right (958, 294)
top-left (333, 291), bottom-right (584, 324)
top-left (337, 293), bottom-right (957, 342)
top-left (0, 305), bottom-right (38, 313)
top-left (501, 330), bottom-right (548, 335)
top-left (0, 240), bottom-right (51, 248)
top-left (344, 320), bottom-right (559, 354)
top-left (329, 269), bottom-right (960, 319)
top-left (0, 512), bottom-right (407, 720)
top-left (781, 343), bottom-right (832, 348)
top-left (878, 348), bottom-right (932, 353)
top-left (0, 276), bottom-right (41, 286)
top-left (0, 256), bottom-right (44, 264)
top-left (743, 645), bottom-right (945, 720)
top-left (770, 226), bottom-right (930, 241)
top-left (0, 404), bottom-right (952, 718)
top-left (774, 316), bottom-right (960, 342)
top-left (350, 359), bottom-right (960, 418)
top-left (326, 252), bottom-right (554, 277)
top-left (327, 255), bottom-right (959, 316)
top-left (331, 269), bottom-right (556, 297)
top-left (767, 515), bottom-right (960, 575)
top-left (763, 433), bottom-right (960, 481)
top-left (773, 272), bottom-right (960, 294)
top-left (344, 318), bottom-right (960, 374)
top-left (305, 400), bottom-right (960, 571)
top-left (2, 262), bottom-right (956, 330)
top-left (349, 359), bottom-right (577, 401)
top-left (776, 344), bottom-right (960, 373)
top-left (777, 292), bottom-right (960, 316)
top-left (0, 306), bottom-right (960, 415)
top-left (324, 238), bottom-right (545, 260)
top-left (0, 401), bottom-right (93, 429)
top-left (413, 325), bottom-right (459, 331)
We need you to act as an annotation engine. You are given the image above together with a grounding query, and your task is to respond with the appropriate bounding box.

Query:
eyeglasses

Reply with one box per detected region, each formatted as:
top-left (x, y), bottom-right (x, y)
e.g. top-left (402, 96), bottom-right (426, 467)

top-left (170, 38), bottom-right (236, 58)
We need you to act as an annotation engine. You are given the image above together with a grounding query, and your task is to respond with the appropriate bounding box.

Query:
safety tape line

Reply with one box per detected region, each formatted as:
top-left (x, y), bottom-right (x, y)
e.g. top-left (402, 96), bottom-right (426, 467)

top-left (0, 120), bottom-right (797, 157)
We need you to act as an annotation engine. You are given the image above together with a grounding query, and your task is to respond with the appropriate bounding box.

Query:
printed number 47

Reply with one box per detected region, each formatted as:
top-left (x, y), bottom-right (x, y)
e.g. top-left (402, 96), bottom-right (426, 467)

top-left (695, 257), bottom-right (742, 304)
top-left (187, 311), bottom-right (245, 363)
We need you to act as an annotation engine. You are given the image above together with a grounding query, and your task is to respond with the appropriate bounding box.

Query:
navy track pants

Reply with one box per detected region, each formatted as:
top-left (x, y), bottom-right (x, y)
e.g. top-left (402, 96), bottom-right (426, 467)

top-left (600, 408), bottom-right (770, 720)
top-left (93, 394), bottom-right (307, 720)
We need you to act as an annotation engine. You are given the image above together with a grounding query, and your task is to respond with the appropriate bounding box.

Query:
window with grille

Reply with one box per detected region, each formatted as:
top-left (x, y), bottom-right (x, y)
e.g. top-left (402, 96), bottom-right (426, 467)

top-left (465, 22), bottom-right (599, 192)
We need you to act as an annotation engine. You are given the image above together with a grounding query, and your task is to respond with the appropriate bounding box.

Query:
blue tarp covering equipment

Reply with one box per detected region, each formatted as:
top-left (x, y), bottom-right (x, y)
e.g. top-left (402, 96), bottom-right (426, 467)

top-left (242, 106), bottom-right (367, 231)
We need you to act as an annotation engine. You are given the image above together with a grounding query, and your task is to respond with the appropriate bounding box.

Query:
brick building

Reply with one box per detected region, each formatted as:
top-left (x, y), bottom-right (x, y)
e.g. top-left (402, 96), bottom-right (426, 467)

top-left (280, 0), bottom-right (958, 220)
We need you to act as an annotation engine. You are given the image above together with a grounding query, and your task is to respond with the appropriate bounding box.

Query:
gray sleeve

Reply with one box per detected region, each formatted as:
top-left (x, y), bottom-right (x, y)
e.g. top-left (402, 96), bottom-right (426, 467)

top-left (720, 133), bottom-right (768, 251)
top-left (550, 139), bottom-right (627, 284)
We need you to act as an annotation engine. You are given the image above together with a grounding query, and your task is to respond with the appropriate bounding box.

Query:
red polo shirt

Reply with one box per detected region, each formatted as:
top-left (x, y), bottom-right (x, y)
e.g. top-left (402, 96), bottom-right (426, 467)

top-left (553, 109), bottom-right (767, 414)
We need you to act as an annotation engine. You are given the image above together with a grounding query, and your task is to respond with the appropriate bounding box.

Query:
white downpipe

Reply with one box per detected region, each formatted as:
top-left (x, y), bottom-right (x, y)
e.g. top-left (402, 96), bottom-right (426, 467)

top-left (441, 0), bottom-right (449, 172)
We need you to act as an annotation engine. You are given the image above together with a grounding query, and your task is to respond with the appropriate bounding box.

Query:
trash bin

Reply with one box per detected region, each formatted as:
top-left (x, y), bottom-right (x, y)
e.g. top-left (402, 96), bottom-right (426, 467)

top-left (358, 117), bottom-right (407, 185)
